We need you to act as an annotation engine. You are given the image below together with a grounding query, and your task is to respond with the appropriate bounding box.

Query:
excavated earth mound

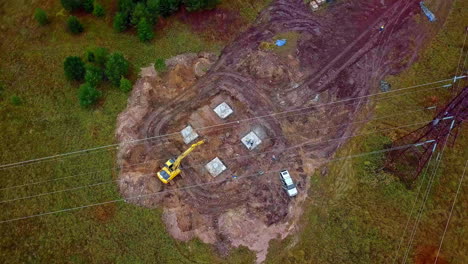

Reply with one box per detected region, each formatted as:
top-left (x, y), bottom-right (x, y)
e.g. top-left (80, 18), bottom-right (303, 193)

top-left (116, 0), bottom-right (453, 262)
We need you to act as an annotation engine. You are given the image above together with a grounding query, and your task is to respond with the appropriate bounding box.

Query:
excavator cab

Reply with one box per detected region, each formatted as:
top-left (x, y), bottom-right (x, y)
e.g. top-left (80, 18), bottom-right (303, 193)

top-left (156, 140), bottom-right (204, 184)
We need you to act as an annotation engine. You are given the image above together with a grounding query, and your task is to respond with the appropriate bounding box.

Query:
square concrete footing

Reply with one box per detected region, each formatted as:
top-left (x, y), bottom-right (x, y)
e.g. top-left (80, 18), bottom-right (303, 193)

top-left (241, 131), bottom-right (262, 150)
top-left (181, 125), bottom-right (199, 144)
top-left (213, 102), bottom-right (234, 119)
top-left (205, 157), bottom-right (227, 177)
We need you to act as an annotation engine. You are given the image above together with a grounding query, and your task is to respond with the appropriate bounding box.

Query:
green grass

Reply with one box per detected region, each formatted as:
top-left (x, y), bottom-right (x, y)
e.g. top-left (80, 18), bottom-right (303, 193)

top-left (265, 0), bottom-right (468, 263)
top-left (0, 0), bottom-right (268, 262)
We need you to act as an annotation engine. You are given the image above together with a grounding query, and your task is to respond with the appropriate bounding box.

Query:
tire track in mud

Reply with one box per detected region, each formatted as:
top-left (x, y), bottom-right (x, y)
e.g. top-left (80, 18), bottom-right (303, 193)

top-left (116, 0), bottom-right (453, 262)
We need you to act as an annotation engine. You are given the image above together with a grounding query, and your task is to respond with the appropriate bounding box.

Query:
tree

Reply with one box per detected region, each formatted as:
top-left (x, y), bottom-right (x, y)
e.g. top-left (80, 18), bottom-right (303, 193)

top-left (184, 0), bottom-right (219, 11)
top-left (67, 16), bottom-right (84, 34)
top-left (93, 2), bottom-right (105, 17)
top-left (118, 0), bottom-right (135, 17)
top-left (131, 2), bottom-right (150, 25)
top-left (85, 64), bottom-right (103, 87)
top-left (64, 56), bottom-right (86, 81)
top-left (113, 12), bottom-right (127, 32)
top-left (119, 77), bottom-right (132, 92)
top-left (78, 83), bottom-right (102, 107)
top-left (159, 0), bottom-right (181, 17)
top-left (93, 47), bottom-right (109, 67)
top-left (137, 18), bottom-right (154, 42)
top-left (146, 0), bottom-right (160, 24)
top-left (34, 8), bottom-right (49, 26)
top-left (82, 0), bottom-right (94, 13)
top-left (61, 0), bottom-right (83, 12)
top-left (105, 53), bottom-right (129, 86)
top-left (154, 58), bottom-right (167, 72)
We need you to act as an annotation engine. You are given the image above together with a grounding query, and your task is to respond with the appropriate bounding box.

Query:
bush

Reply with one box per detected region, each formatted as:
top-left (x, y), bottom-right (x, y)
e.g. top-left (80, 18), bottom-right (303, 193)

top-left (61, 0), bottom-right (83, 12)
top-left (131, 2), bottom-right (150, 25)
top-left (154, 58), bottom-right (167, 73)
top-left (34, 8), bottom-right (49, 26)
top-left (137, 18), bottom-right (154, 42)
top-left (147, 0), bottom-right (161, 23)
top-left (94, 47), bottom-right (109, 67)
top-left (113, 12), bottom-right (127, 32)
top-left (85, 64), bottom-right (103, 87)
top-left (105, 53), bottom-right (129, 86)
top-left (67, 16), bottom-right (84, 34)
top-left (118, 0), bottom-right (135, 17)
top-left (82, 0), bottom-right (94, 13)
top-left (159, 0), bottom-right (181, 17)
top-left (93, 2), bottom-right (105, 17)
top-left (64, 56), bottom-right (86, 81)
top-left (85, 47), bottom-right (109, 66)
top-left (11, 96), bottom-right (22, 106)
top-left (119, 77), bottom-right (132, 92)
top-left (78, 83), bottom-right (101, 107)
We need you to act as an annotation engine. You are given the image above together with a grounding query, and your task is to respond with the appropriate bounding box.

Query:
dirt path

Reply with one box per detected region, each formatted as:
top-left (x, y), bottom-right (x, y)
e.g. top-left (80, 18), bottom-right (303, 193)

top-left (116, 0), bottom-right (453, 262)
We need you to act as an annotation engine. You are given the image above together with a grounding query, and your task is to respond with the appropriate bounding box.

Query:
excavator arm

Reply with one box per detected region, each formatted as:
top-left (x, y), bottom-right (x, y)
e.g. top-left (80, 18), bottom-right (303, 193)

top-left (156, 140), bottom-right (205, 184)
top-left (173, 140), bottom-right (205, 169)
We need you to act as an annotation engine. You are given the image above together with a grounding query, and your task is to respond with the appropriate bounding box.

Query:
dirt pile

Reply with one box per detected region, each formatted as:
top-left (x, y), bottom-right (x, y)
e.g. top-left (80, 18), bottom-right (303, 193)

top-left (116, 0), bottom-right (453, 262)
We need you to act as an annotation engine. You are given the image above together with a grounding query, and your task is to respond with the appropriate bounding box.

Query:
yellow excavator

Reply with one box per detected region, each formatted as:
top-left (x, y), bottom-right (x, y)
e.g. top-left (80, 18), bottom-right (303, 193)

top-left (156, 140), bottom-right (205, 184)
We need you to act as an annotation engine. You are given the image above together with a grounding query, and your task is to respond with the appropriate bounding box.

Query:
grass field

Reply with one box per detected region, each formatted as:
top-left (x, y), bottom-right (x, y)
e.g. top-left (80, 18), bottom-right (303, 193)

top-left (265, 0), bottom-right (468, 263)
top-left (0, 0), bottom-right (268, 262)
top-left (0, 0), bottom-right (466, 263)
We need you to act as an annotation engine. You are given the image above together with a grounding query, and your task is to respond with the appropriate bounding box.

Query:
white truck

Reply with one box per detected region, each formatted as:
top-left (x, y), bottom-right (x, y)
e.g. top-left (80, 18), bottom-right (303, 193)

top-left (279, 170), bottom-right (298, 197)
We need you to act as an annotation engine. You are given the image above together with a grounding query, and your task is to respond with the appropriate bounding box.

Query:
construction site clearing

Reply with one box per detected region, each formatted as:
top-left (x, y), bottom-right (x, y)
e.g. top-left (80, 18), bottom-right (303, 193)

top-left (115, 0), bottom-right (454, 262)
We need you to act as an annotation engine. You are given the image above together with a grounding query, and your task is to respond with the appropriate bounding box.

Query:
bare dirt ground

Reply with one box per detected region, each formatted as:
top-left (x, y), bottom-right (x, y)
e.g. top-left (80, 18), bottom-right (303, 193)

top-left (115, 0), bottom-right (453, 262)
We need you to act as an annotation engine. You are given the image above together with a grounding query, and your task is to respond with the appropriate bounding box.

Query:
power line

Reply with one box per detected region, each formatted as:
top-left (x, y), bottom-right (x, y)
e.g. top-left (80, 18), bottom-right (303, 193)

top-left (433, 159), bottom-right (468, 264)
top-left (402, 122), bottom-right (454, 264)
top-left (0, 105), bottom-right (435, 192)
top-left (0, 78), bottom-right (455, 170)
top-left (0, 140), bottom-right (435, 224)
top-left (0, 119), bottom-right (433, 204)
top-left (391, 142), bottom-right (437, 264)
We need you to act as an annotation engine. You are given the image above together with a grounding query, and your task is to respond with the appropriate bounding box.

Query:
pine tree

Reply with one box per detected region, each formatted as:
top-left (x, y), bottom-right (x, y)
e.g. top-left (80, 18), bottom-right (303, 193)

top-left (105, 53), bottom-right (129, 86)
top-left (119, 77), bottom-right (132, 92)
top-left (67, 16), bottom-right (84, 34)
top-left (93, 2), bottom-right (105, 17)
top-left (146, 0), bottom-right (160, 24)
top-left (113, 12), bottom-right (127, 32)
top-left (78, 83), bottom-right (102, 107)
top-left (84, 64), bottom-right (103, 87)
top-left (61, 0), bottom-right (83, 12)
top-left (159, 0), bottom-right (181, 17)
top-left (137, 18), bottom-right (154, 42)
top-left (82, 0), bottom-right (94, 13)
top-left (131, 2), bottom-right (150, 25)
top-left (64, 56), bottom-right (86, 81)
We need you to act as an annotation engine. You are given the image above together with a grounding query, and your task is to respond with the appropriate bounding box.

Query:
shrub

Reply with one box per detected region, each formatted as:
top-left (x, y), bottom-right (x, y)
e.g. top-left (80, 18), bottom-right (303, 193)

top-left (113, 12), bottom-right (127, 32)
top-left (159, 0), bottom-right (181, 17)
top-left (61, 0), bottom-right (83, 12)
top-left (137, 18), bottom-right (154, 42)
top-left (82, 0), bottom-right (94, 13)
top-left (118, 0), bottom-right (135, 17)
top-left (105, 53), bottom-right (129, 86)
top-left (67, 16), bottom-right (84, 34)
top-left (11, 96), bottom-right (22, 106)
top-left (34, 8), bottom-right (49, 26)
top-left (147, 0), bottom-right (161, 23)
top-left (93, 2), bottom-right (105, 17)
top-left (85, 49), bottom-right (95, 62)
top-left (85, 64), bottom-right (103, 87)
top-left (94, 47), bottom-right (109, 67)
top-left (154, 58), bottom-right (167, 73)
top-left (119, 77), bottom-right (132, 92)
top-left (131, 2), bottom-right (150, 25)
top-left (78, 83), bottom-right (102, 107)
top-left (64, 56), bottom-right (86, 81)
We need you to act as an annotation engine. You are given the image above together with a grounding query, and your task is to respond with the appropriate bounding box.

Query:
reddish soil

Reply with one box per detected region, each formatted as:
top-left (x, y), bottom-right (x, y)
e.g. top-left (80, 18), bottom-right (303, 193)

top-left (116, 0), bottom-right (453, 262)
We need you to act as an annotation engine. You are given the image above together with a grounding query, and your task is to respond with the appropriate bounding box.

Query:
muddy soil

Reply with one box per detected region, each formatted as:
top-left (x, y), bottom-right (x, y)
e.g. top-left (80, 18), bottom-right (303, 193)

top-left (116, 0), bottom-right (453, 262)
